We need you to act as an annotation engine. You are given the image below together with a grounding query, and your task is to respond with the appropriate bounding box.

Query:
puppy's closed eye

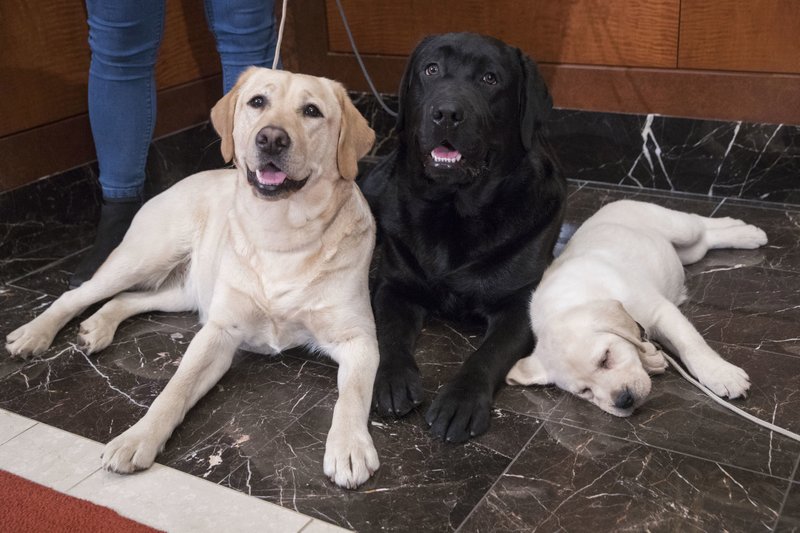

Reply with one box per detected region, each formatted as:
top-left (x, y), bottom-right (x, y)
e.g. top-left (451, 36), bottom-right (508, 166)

top-left (599, 351), bottom-right (610, 369)
top-left (579, 387), bottom-right (593, 399)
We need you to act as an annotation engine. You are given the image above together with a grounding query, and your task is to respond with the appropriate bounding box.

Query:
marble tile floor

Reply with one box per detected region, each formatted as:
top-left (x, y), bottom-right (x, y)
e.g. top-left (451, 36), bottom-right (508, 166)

top-left (1, 181), bottom-right (800, 532)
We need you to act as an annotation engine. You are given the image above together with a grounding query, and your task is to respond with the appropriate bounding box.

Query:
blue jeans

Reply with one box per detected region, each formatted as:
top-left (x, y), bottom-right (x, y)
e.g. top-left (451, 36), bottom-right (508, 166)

top-left (87, 0), bottom-right (278, 200)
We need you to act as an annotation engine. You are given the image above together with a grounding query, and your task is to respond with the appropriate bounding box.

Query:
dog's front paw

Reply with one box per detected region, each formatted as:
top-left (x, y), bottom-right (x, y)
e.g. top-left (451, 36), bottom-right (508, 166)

top-left (78, 315), bottom-right (116, 354)
top-left (102, 423), bottom-right (163, 474)
top-left (695, 360), bottom-right (750, 399)
top-left (425, 378), bottom-right (491, 443)
top-left (324, 427), bottom-right (380, 489)
top-left (372, 360), bottom-right (424, 417)
top-left (5, 321), bottom-right (57, 358)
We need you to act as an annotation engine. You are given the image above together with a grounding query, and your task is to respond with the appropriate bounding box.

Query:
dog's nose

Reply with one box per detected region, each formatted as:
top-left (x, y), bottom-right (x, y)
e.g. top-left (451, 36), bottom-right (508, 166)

top-left (614, 389), bottom-right (635, 410)
top-left (432, 103), bottom-right (464, 127)
top-left (256, 126), bottom-right (291, 155)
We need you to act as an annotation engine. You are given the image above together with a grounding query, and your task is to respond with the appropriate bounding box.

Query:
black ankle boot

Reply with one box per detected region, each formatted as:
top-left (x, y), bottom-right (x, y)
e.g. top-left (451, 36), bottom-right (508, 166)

top-left (69, 198), bottom-right (142, 289)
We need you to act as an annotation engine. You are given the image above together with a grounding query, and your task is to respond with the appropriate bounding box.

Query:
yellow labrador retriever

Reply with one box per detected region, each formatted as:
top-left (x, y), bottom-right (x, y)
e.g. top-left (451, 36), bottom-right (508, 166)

top-left (507, 200), bottom-right (766, 416)
top-left (5, 67), bottom-right (380, 489)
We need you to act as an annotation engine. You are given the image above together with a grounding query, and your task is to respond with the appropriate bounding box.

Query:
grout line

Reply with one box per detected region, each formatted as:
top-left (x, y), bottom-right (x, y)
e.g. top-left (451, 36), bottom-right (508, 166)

top-left (453, 408), bottom-right (552, 532)
top-left (710, 196), bottom-right (727, 217)
top-left (771, 452), bottom-right (800, 531)
top-left (65, 465), bottom-right (104, 493)
top-left (4, 245), bottom-right (91, 287)
top-left (296, 518), bottom-right (318, 532)
top-left (0, 417), bottom-right (39, 446)
top-left (538, 416), bottom-right (799, 483)
top-left (575, 179), bottom-right (800, 210)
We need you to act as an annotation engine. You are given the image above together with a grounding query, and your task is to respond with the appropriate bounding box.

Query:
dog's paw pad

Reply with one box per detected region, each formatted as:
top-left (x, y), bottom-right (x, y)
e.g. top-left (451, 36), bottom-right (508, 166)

top-left (5, 323), bottom-right (55, 358)
top-left (77, 318), bottom-right (115, 354)
top-left (102, 427), bottom-right (160, 474)
top-left (324, 430), bottom-right (379, 489)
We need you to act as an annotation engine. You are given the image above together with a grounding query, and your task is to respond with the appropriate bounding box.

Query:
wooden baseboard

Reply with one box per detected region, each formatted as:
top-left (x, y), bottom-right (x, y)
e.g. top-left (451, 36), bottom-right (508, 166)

top-left (0, 75), bottom-right (223, 193)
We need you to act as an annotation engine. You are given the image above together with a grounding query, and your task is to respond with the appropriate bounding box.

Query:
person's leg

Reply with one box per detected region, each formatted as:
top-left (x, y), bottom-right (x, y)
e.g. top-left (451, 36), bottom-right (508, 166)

top-left (204, 0), bottom-right (280, 92)
top-left (71, 0), bottom-right (166, 288)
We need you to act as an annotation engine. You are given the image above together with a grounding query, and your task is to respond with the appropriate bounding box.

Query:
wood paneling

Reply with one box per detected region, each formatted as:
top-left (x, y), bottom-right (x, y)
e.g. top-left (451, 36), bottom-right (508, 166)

top-left (326, 0), bottom-right (680, 68)
top-left (679, 1), bottom-right (800, 74)
top-left (0, 0), bottom-right (219, 137)
top-left (0, 76), bottom-right (223, 192)
top-left (0, 1), bottom-right (90, 137)
top-left (286, 0), bottom-right (800, 125)
top-left (0, 0), bottom-right (223, 192)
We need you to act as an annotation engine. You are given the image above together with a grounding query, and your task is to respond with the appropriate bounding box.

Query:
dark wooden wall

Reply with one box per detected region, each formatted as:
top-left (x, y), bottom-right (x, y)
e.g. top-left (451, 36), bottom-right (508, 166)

top-left (0, 0), bottom-right (224, 193)
top-left (284, 0), bottom-right (800, 125)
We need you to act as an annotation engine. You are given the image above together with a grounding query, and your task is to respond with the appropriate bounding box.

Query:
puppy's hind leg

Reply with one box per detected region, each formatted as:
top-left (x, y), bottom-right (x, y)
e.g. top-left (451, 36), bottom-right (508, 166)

top-left (658, 214), bottom-right (762, 265)
top-left (701, 219), bottom-right (767, 251)
top-left (651, 299), bottom-right (750, 399)
top-left (78, 283), bottom-right (196, 354)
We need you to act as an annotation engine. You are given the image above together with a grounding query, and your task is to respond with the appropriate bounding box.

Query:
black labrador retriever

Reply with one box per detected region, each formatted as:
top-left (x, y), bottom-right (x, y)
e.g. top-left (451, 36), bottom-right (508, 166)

top-left (359, 33), bottom-right (566, 442)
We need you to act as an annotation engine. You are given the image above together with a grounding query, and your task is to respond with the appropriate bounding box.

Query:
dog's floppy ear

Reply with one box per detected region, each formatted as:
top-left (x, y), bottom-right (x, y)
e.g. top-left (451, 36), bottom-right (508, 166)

top-left (210, 67), bottom-right (256, 163)
top-left (506, 351), bottom-right (551, 386)
top-left (333, 82), bottom-right (375, 180)
top-left (517, 49), bottom-right (553, 152)
top-left (395, 35), bottom-right (434, 134)
top-left (598, 300), bottom-right (668, 375)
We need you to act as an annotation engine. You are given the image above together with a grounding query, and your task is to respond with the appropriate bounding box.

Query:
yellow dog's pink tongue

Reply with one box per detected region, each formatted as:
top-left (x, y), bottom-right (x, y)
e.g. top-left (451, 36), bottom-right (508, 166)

top-left (431, 146), bottom-right (462, 162)
top-left (257, 168), bottom-right (287, 185)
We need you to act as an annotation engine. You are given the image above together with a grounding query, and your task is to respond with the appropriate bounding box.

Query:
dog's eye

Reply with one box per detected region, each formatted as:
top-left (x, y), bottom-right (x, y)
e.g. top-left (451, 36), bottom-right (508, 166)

top-left (481, 72), bottom-right (497, 85)
top-left (599, 351), bottom-right (610, 369)
top-left (303, 104), bottom-right (323, 118)
top-left (424, 63), bottom-right (439, 76)
top-left (579, 388), bottom-right (592, 397)
top-left (247, 95), bottom-right (265, 109)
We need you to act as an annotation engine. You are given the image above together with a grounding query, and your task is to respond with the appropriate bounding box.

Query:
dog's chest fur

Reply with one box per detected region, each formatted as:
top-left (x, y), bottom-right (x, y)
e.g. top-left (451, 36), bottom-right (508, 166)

top-left (190, 192), bottom-right (372, 355)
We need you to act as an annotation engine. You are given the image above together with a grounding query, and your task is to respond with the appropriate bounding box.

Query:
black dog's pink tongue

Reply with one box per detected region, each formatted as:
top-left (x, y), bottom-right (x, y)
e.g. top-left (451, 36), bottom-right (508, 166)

top-left (431, 145), bottom-right (462, 162)
top-left (257, 167), bottom-right (287, 185)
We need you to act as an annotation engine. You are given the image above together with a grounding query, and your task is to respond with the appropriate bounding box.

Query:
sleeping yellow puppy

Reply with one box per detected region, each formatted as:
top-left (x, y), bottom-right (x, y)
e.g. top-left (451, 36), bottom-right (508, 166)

top-left (507, 200), bottom-right (767, 416)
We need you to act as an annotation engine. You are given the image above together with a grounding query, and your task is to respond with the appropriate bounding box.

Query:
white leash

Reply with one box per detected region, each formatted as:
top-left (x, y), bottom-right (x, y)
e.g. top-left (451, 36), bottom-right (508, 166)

top-left (271, 0), bottom-right (289, 69)
top-left (270, 0), bottom-right (397, 116)
top-left (662, 352), bottom-right (800, 442)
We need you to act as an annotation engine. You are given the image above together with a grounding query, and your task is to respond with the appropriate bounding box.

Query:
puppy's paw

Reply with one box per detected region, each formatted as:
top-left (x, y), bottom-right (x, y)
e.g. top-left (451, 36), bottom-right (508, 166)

top-left (642, 350), bottom-right (668, 375)
top-left (324, 427), bottom-right (379, 489)
top-left (372, 361), bottom-right (424, 417)
top-left (695, 360), bottom-right (750, 399)
top-left (425, 378), bottom-right (491, 443)
top-left (732, 225), bottom-right (768, 249)
top-left (78, 316), bottom-right (116, 354)
top-left (102, 423), bottom-right (163, 474)
top-left (709, 216), bottom-right (748, 229)
top-left (5, 321), bottom-right (57, 358)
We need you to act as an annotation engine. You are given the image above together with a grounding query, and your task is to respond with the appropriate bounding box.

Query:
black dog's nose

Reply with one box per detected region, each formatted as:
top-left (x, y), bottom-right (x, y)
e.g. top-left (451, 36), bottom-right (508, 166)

top-left (256, 126), bottom-right (291, 155)
top-left (432, 103), bottom-right (464, 127)
top-left (614, 389), bottom-right (635, 410)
